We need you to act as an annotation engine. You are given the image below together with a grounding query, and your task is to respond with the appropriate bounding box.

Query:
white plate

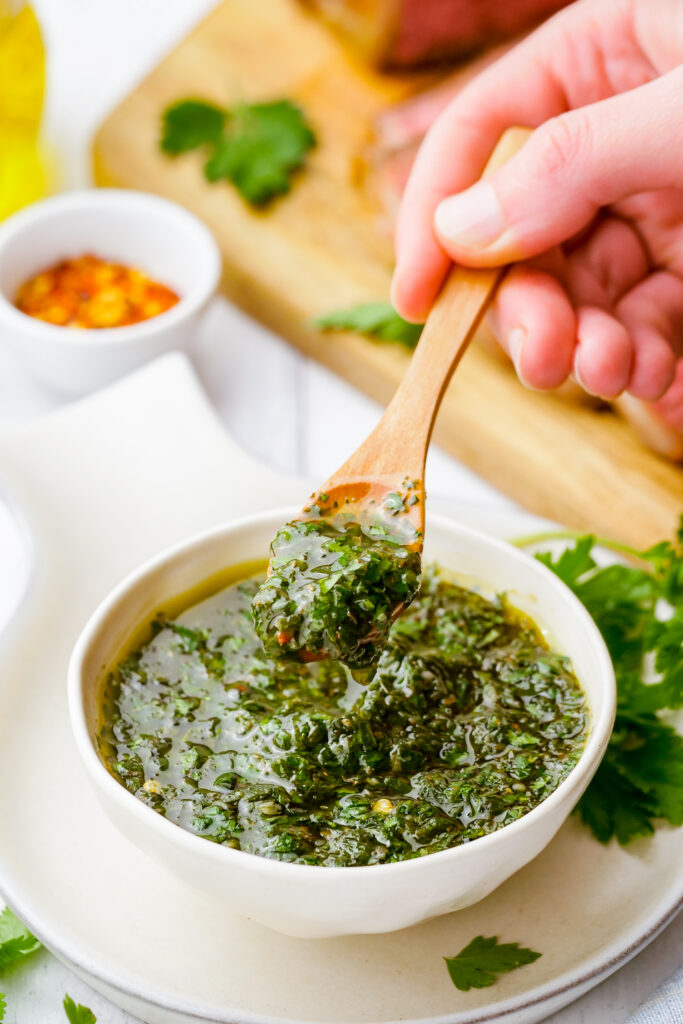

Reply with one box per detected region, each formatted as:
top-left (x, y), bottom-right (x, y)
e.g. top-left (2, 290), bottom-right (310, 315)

top-left (0, 354), bottom-right (680, 1024)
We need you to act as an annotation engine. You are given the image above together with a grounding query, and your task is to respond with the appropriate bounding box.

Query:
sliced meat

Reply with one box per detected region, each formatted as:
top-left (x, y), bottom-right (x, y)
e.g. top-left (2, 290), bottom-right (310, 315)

top-left (303, 0), bottom-right (570, 68)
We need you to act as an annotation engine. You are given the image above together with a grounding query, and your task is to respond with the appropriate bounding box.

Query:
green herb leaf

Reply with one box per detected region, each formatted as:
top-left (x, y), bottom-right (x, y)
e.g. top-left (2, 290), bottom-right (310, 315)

top-left (169, 623), bottom-right (206, 653)
top-left (444, 935), bottom-right (541, 991)
top-left (536, 522), bottom-right (683, 844)
top-left (204, 100), bottom-right (315, 205)
top-left (535, 535), bottom-right (595, 589)
top-left (0, 908), bottom-right (41, 971)
top-left (648, 613), bottom-right (683, 709)
top-left (63, 994), bottom-right (97, 1024)
top-left (252, 518), bottom-right (421, 668)
top-left (0, 993), bottom-right (5, 1021)
top-left (313, 302), bottom-right (423, 349)
top-left (160, 99), bottom-right (226, 155)
top-left (160, 96), bottom-right (315, 206)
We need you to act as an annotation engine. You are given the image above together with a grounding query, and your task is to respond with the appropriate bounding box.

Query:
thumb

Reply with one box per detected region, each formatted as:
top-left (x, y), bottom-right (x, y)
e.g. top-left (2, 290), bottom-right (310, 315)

top-left (433, 67), bottom-right (683, 267)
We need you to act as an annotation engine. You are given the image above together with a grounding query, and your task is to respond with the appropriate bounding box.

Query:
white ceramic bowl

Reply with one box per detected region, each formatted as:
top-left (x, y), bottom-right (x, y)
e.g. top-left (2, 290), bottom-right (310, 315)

top-left (68, 509), bottom-right (615, 939)
top-left (0, 189), bottom-right (221, 396)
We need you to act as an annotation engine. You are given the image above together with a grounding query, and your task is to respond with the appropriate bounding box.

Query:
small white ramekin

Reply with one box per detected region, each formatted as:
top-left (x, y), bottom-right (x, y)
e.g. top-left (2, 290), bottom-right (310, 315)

top-left (68, 509), bottom-right (616, 939)
top-left (0, 189), bottom-right (221, 396)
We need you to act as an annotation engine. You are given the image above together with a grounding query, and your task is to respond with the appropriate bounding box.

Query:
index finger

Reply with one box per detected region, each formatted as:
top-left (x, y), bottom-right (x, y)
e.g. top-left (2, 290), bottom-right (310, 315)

top-left (390, 7), bottom-right (587, 320)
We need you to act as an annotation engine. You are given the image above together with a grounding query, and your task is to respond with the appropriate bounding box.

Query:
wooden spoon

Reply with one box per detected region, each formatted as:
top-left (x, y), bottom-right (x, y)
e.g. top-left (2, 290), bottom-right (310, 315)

top-left (299, 126), bottom-right (532, 548)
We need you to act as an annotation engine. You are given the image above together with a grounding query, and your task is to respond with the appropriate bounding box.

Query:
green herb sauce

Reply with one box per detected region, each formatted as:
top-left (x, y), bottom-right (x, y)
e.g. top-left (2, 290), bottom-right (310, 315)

top-left (99, 567), bottom-right (587, 867)
top-left (252, 518), bottom-right (422, 668)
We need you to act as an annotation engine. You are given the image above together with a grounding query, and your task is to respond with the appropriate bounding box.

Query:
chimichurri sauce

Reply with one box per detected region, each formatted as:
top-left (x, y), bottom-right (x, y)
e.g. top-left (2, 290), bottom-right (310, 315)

top-left (99, 567), bottom-right (588, 867)
top-left (252, 518), bottom-right (422, 669)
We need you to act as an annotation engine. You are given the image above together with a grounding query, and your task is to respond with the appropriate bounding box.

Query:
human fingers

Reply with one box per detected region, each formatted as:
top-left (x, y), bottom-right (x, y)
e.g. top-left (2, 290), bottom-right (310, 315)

top-left (561, 216), bottom-right (676, 399)
top-left (487, 264), bottom-right (576, 389)
top-left (375, 39), bottom-right (516, 152)
top-left (563, 216), bottom-right (649, 309)
top-left (562, 217), bottom-right (648, 398)
top-left (390, 2), bottom-right (597, 320)
top-left (652, 358), bottom-right (683, 434)
top-left (616, 271), bottom-right (683, 399)
top-left (571, 307), bottom-right (633, 399)
top-left (433, 67), bottom-right (683, 269)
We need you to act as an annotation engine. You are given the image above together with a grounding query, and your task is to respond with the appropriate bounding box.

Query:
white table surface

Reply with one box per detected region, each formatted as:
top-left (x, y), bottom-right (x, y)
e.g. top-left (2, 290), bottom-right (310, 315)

top-left (0, 2), bottom-right (679, 1021)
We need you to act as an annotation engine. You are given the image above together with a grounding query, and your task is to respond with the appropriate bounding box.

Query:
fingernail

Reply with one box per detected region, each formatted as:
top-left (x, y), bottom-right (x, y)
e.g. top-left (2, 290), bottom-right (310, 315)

top-left (434, 181), bottom-right (505, 251)
top-left (508, 327), bottom-right (531, 388)
top-left (573, 358), bottom-right (600, 399)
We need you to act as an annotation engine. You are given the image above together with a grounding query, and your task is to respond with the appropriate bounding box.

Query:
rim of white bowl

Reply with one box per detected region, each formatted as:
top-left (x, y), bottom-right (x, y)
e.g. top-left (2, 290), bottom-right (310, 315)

top-left (68, 507), bottom-right (617, 883)
top-left (0, 189), bottom-right (221, 345)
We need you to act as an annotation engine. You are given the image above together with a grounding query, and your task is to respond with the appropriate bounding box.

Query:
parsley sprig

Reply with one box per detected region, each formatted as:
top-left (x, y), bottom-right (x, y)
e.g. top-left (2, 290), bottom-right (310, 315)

top-left (64, 994), bottom-right (97, 1023)
top-left (0, 908), bottom-right (40, 971)
top-left (530, 523), bottom-right (683, 844)
top-left (161, 97), bottom-right (315, 206)
top-left (445, 935), bottom-right (541, 991)
top-left (0, 908), bottom-right (42, 1023)
top-left (313, 301), bottom-right (422, 349)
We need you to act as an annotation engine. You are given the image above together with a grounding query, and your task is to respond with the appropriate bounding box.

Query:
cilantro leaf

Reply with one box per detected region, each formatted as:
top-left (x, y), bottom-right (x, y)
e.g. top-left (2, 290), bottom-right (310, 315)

top-left (204, 100), bottom-right (315, 205)
top-left (444, 935), bottom-right (541, 991)
top-left (576, 750), bottom-right (658, 844)
top-left (643, 529), bottom-right (683, 603)
top-left (0, 935), bottom-right (40, 971)
top-left (0, 908), bottom-right (41, 971)
top-left (535, 535), bottom-right (596, 588)
top-left (535, 521), bottom-right (683, 844)
top-left (168, 623), bottom-right (206, 653)
top-left (574, 565), bottom-right (659, 675)
top-left (647, 613), bottom-right (683, 708)
top-left (0, 993), bottom-right (5, 1022)
top-left (160, 96), bottom-right (315, 206)
top-left (63, 994), bottom-right (97, 1024)
top-left (313, 302), bottom-right (423, 349)
top-left (160, 99), bottom-right (226, 155)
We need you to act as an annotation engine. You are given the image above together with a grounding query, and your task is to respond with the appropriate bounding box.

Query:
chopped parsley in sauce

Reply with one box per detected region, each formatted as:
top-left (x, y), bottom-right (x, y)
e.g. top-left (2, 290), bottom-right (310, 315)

top-left (99, 566), bottom-right (588, 867)
top-left (251, 518), bottom-right (421, 668)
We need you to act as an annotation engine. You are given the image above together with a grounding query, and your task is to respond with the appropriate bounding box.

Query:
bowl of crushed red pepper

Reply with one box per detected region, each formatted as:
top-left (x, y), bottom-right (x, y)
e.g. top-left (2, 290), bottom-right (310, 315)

top-left (0, 189), bottom-right (221, 395)
top-left (15, 253), bottom-right (181, 330)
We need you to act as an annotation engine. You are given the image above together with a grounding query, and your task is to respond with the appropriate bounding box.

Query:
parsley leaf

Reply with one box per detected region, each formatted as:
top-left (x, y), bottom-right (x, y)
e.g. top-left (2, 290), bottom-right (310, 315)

top-left (444, 935), bottom-right (541, 991)
top-left (160, 100), bottom-right (226, 155)
top-left (63, 994), bottom-right (97, 1024)
top-left (535, 535), bottom-right (595, 588)
top-left (536, 522), bottom-right (683, 844)
top-left (0, 993), bottom-right (5, 1022)
top-left (160, 96), bottom-right (315, 206)
top-left (205, 101), bottom-right (315, 206)
top-left (168, 623), bottom-right (206, 653)
top-left (0, 908), bottom-right (41, 971)
top-left (313, 301), bottom-right (423, 349)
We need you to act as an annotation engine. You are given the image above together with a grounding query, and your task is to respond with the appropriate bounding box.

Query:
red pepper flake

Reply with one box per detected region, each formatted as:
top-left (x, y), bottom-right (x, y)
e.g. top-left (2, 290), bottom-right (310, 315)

top-left (299, 649), bottom-right (325, 663)
top-left (15, 253), bottom-right (180, 329)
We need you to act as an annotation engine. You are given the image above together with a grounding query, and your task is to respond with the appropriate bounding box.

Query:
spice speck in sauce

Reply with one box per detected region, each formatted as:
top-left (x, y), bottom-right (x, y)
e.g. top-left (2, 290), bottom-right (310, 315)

top-left (15, 253), bottom-right (180, 328)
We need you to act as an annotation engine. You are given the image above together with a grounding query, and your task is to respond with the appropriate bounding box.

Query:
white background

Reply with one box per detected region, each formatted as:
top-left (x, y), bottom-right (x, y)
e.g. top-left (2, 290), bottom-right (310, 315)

top-left (0, 1), bottom-right (680, 1021)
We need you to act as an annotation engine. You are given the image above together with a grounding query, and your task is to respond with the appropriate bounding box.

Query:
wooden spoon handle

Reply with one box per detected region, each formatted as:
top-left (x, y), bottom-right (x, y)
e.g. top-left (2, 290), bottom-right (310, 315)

top-left (351, 126), bottom-right (533, 479)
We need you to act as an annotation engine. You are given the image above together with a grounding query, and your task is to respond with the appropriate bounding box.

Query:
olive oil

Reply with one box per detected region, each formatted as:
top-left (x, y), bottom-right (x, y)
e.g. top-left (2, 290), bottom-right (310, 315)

top-left (101, 566), bottom-right (587, 866)
top-left (0, 2), bottom-right (48, 220)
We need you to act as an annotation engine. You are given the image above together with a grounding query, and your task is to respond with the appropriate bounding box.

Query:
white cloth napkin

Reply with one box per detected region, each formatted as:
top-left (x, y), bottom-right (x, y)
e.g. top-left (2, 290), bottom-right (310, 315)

top-left (626, 966), bottom-right (683, 1023)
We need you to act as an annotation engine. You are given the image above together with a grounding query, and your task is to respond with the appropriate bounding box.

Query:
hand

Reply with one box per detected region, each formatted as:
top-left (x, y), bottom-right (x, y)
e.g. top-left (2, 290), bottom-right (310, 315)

top-left (391, 0), bottom-right (683, 401)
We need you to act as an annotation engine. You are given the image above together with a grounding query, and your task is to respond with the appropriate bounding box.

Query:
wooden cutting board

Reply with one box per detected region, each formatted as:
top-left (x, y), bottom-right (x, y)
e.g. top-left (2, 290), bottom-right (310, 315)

top-left (92, 0), bottom-right (683, 548)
